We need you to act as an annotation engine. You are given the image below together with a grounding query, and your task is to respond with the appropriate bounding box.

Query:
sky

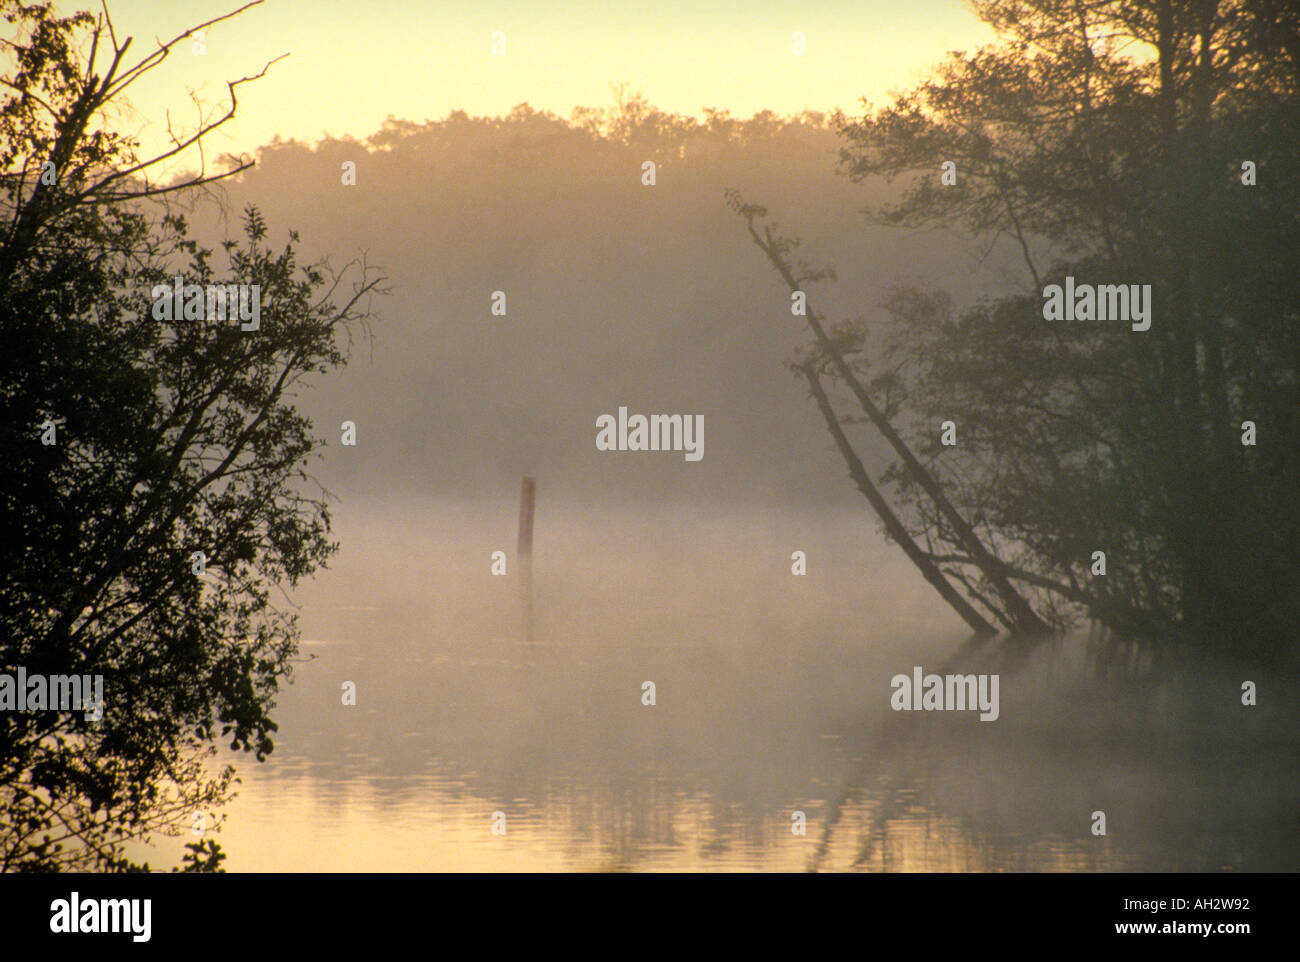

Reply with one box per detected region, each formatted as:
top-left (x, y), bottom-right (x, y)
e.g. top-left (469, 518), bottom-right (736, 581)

top-left (80, 0), bottom-right (995, 159)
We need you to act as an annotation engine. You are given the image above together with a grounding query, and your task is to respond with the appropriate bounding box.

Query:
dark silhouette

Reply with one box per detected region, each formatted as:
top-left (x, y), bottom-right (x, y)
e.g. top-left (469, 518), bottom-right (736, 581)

top-left (732, 0), bottom-right (1300, 653)
top-left (0, 1), bottom-right (383, 869)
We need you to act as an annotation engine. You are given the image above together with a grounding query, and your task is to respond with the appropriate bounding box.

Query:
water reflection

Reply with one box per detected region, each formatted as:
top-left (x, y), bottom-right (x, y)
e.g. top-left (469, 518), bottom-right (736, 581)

top-left (132, 504), bottom-right (1300, 871)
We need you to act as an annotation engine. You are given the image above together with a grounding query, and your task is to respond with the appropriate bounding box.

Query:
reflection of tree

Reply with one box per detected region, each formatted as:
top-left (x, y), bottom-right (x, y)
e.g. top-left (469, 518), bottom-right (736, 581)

top-left (0, 2), bottom-right (383, 870)
top-left (809, 629), bottom-right (1280, 873)
top-left (732, 1), bottom-right (1300, 652)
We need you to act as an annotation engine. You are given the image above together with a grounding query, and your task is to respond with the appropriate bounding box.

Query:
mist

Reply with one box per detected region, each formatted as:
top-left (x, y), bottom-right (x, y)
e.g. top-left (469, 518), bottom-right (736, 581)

top-left (185, 102), bottom-right (1026, 511)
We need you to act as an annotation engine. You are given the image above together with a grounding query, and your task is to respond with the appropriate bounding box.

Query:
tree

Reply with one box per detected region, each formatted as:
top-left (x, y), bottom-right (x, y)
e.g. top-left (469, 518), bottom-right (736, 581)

top-left (728, 190), bottom-right (1047, 635)
top-left (734, 0), bottom-right (1300, 652)
top-left (0, 1), bottom-right (384, 869)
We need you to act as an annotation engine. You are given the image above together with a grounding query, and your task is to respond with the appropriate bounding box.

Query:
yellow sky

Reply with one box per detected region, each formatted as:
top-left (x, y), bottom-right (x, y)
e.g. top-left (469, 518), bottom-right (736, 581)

top-left (73, 0), bottom-right (994, 162)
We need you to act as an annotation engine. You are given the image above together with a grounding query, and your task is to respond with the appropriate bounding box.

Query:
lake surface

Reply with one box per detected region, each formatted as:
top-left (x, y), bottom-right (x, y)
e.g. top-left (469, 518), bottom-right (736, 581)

top-left (133, 500), bottom-right (1300, 871)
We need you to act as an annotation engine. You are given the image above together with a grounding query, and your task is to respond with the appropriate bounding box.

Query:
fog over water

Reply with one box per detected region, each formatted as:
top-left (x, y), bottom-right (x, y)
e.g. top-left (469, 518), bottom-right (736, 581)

top-left (132, 500), bottom-right (1299, 871)
top-left (119, 106), bottom-right (1300, 872)
top-left (5, 0), bottom-right (1296, 890)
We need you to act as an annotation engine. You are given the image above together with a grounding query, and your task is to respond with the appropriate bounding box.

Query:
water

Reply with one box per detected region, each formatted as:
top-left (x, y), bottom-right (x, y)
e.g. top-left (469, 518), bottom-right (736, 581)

top-left (133, 500), bottom-right (1300, 871)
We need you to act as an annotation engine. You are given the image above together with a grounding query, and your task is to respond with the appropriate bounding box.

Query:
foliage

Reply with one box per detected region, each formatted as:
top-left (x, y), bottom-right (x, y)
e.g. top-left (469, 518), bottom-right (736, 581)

top-left (0, 1), bottom-right (383, 869)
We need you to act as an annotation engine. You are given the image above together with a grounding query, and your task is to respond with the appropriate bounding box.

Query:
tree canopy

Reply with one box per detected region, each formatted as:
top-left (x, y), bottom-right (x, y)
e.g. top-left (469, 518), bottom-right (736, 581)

top-left (736, 0), bottom-right (1300, 653)
top-left (0, 1), bottom-right (382, 870)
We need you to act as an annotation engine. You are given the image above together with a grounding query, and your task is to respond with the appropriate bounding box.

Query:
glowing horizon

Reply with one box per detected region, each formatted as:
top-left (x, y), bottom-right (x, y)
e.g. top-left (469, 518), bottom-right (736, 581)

top-left (67, 0), bottom-right (995, 163)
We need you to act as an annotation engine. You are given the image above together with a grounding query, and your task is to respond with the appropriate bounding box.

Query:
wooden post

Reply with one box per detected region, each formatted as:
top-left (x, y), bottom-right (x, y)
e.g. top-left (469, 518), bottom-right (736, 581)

top-left (517, 476), bottom-right (535, 557)
top-left (518, 477), bottom-right (535, 642)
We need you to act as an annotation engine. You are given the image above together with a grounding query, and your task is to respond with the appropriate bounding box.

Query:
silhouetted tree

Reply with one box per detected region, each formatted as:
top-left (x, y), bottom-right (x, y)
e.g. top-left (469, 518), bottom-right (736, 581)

top-left (0, 1), bottom-right (383, 869)
top-left (737, 0), bottom-right (1300, 650)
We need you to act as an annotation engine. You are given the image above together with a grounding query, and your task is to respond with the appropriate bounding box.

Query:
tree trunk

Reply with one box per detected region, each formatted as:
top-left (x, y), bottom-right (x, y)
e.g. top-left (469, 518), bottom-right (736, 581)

top-left (741, 211), bottom-right (1050, 633)
top-left (799, 362), bottom-right (998, 635)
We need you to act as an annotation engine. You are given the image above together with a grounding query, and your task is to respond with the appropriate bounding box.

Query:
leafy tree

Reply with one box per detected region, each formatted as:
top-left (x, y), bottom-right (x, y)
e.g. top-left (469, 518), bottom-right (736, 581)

top-left (176, 838), bottom-right (227, 873)
top-left (737, 0), bottom-right (1299, 651)
top-left (0, 1), bottom-right (383, 869)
